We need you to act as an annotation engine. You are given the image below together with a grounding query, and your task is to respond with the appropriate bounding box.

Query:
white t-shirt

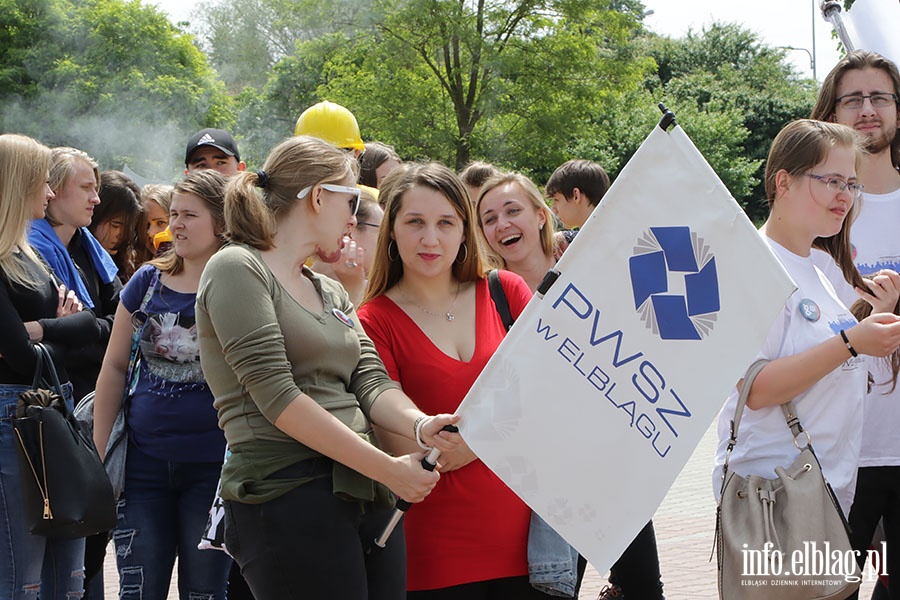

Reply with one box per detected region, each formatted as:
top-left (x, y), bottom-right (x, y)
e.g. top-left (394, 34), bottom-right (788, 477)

top-left (810, 248), bottom-right (857, 308)
top-left (811, 189), bottom-right (900, 467)
top-left (713, 237), bottom-right (866, 516)
top-left (851, 188), bottom-right (900, 277)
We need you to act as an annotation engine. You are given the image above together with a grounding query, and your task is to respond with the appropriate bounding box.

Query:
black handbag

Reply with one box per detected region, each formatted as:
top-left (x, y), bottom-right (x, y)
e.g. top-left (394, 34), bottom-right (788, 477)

top-left (13, 343), bottom-right (117, 538)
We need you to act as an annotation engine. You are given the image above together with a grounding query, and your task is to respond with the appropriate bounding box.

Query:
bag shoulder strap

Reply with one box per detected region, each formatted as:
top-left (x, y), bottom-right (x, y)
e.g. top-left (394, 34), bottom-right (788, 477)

top-left (124, 268), bottom-right (161, 392)
top-left (137, 268), bottom-right (160, 314)
top-left (487, 269), bottom-right (514, 332)
top-left (31, 343), bottom-right (65, 399)
top-left (727, 358), bottom-right (768, 447)
top-left (726, 358), bottom-right (809, 459)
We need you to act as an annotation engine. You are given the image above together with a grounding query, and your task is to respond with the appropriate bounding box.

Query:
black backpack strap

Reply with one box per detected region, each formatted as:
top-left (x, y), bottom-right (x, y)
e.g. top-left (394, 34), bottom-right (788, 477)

top-left (488, 270), bottom-right (514, 332)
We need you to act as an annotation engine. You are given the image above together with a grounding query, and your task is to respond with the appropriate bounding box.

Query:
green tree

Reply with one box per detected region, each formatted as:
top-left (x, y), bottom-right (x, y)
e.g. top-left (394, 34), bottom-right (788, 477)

top-left (213, 2), bottom-right (810, 212)
top-left (233, 34), bottom-right (351, 168)
top-left (195, 0), bottom-right (379, 93)
top-left (0, 0), bottom-right (232, 180)
top-left (316, 0), bottom-right (655, 171)
top-left (642, 23), bottom-right (816, 218)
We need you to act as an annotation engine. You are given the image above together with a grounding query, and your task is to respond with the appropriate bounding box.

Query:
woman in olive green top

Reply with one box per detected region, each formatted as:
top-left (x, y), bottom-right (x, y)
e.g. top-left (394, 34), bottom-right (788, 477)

top-left (196, 135), bottom-right (457, 600)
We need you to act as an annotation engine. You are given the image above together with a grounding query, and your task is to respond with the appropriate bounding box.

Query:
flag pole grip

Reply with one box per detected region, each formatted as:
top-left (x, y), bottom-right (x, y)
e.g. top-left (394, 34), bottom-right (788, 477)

top-left (373, 425), bottom-right (457, 548)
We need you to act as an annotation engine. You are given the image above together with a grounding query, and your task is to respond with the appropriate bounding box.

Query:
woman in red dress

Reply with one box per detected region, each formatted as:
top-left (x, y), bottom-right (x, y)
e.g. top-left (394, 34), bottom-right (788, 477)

top-left (359, 163), bottom-right (553, 598)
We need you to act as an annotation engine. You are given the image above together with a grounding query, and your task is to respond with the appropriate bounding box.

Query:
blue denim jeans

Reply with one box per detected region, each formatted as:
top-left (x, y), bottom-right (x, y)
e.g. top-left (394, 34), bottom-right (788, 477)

top-left (0, 382), bottom-right (86, 600)
top-left (527, 513), bottom-right (581, 597)
top-left (113, 441), bottom-right (230, 600)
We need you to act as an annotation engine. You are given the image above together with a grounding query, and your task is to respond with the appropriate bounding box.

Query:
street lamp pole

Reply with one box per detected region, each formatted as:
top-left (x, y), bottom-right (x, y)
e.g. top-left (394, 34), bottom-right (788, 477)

top-left (779, 46), bottom-right (815, 78)
top-left (811, 0), bottom-right (817, 80)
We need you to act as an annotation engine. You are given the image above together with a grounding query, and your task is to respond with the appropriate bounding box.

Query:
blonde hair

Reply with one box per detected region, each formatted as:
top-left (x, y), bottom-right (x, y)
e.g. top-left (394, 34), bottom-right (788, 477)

top-left (476, 172), bottom-right (556, 267)
top-left (363, 162), bottom-right (487, 305)
top-left (141, 183), bottom-right (173, 216)
top-left (151, 170), bottom-right (227, 275)
top-left (225, 135), bottom-right (357, 250)
top-left (133, 184), bottom-right (174, 267)
top-left (0, 134), bottom-right (53, 289)
top-left (47, 147), bottom-right (99, 227)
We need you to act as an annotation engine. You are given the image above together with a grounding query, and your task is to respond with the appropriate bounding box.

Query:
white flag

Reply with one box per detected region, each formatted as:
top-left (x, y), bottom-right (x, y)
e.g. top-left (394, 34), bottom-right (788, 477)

top-left (457, 123), bottom-right (796, 575)
top-left (824, 0), bottom-right (900, 66)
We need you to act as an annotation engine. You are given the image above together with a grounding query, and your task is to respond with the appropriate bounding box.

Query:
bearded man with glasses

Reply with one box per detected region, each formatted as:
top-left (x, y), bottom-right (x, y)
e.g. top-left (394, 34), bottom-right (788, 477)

top-left (810, 50), bottom-right (900, 600)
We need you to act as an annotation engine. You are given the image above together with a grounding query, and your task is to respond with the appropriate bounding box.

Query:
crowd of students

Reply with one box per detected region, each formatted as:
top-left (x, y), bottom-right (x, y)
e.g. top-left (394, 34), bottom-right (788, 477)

top-left (1, 49), bottom-right (899, 600)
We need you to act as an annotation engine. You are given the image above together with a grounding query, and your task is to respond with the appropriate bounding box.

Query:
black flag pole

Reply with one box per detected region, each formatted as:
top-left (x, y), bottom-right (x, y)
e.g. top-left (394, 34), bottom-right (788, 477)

top-left (658, 103), bottom-right (677, 132)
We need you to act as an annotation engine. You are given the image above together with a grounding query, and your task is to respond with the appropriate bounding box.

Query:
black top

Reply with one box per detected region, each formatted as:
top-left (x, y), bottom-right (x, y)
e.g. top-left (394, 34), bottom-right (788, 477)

top-left (0, 251), bottom-right (99, 385)
top-left (65, 228), bottom-right (122, 400)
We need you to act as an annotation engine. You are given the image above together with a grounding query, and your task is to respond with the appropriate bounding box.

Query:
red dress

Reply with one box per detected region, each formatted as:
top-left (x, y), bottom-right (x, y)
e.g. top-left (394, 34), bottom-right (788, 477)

top-left (358, 271), bottom-right (533, 591)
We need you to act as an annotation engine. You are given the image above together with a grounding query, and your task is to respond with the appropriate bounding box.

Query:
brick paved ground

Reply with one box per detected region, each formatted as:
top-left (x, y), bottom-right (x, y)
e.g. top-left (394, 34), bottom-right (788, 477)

top-left (102, 422), bottom-right (877, 599)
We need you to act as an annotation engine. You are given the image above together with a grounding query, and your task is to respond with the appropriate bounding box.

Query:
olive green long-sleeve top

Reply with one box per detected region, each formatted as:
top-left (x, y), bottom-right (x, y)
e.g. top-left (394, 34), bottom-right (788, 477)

top-left (196, 243), bottom-right (399, 503)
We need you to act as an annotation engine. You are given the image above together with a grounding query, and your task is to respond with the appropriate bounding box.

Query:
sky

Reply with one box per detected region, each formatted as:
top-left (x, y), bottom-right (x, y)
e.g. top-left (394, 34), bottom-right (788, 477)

top-left (151, 0), bottom-right (843, 81)
top-left (641, 0), bottom-right (842, 81)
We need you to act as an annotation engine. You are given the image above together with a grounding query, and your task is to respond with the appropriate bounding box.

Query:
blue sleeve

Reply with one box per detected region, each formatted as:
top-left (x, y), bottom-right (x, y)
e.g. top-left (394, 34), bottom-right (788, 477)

top-left (120, 265), bottom-right (154, 314)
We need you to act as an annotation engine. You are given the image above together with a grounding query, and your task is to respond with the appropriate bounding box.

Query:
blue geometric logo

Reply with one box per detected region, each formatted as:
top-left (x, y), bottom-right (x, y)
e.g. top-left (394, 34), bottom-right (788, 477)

top-left (629, 226), bottom-right (720, 340)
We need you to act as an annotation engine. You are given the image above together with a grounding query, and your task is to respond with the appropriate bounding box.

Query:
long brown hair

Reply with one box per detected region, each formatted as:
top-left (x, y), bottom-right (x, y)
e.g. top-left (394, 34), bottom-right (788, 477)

top-left (93, 170), bottom-right (143, 280)
top-left (362, 163), bottom-right (487, 305)
top-left (811, 50), bottom-right (900, 169)
top-left (150, 170), bottom-right (227, 275)
top-left (768, 120), bottom-right (900, 390)
top-left (766, 120), bottom-right (868, 292)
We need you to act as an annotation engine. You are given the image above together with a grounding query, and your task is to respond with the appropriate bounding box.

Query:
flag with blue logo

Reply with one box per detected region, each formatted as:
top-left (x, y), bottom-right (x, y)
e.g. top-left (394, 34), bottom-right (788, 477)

top-left (456, 123), bottom-right (796, 576)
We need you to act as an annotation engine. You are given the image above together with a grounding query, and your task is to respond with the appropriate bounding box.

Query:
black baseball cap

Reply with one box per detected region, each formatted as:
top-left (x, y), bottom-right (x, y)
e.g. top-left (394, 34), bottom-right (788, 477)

top-left (185, 128), bottom-right (240, 165)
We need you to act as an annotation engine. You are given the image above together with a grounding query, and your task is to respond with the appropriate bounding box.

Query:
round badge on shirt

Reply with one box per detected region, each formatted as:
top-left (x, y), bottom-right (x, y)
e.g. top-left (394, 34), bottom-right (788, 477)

top-left (333, 308), bottom-right (355, 328)
top-left (798, 298), bottom-right (820, 322)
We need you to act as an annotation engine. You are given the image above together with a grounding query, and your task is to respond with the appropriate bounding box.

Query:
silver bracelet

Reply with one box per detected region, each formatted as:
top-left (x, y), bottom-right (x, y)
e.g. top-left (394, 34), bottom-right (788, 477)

top-left (414, 415), bottom-right (432, 450)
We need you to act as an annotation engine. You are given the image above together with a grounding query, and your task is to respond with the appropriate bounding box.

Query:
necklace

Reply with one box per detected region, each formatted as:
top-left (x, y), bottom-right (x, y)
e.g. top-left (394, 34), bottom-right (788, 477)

top-left (405, 282), bottom-right (460, 322)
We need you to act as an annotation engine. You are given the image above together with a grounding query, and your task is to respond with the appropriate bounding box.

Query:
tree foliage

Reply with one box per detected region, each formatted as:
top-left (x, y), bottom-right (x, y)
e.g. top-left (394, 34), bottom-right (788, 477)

top-left (194, 0), bottom-right (379, 92)
top-left (222, 12), bottom-right (817, 212)
top-left (642, 23), bottom-right (816, 219)
top-left (316, 0), bottom-right (658, 173)
top-left (0, 0), bottom-right (232, 179)
top-left (2, 0), bottom-right (821, 209)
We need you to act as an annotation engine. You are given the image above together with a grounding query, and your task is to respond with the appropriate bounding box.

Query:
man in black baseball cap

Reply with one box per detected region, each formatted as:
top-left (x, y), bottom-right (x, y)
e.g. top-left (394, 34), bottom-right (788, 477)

top-left (184, 128), bottom-right (246, 176)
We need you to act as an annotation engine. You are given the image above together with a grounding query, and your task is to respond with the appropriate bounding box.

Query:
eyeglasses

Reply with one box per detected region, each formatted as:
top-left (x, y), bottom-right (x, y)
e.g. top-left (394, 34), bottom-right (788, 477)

top-left (806, 173), bottom-right (864, 199)
top-left (834, 92), bottom-right (898, 110)
top-left (297, 183), bottom-right (361, 216)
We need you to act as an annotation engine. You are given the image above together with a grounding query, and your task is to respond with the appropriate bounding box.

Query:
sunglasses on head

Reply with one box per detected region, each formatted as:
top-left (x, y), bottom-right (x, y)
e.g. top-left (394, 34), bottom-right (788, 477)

top-left (297, 183), bottom-right (361, 216)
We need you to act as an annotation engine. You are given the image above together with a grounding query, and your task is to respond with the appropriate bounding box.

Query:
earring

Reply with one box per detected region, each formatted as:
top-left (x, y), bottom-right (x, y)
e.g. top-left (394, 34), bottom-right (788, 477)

top-left (539, 222), bottom-right (545, 231)
top-left (455, 243), bottom-right (468, 264)
top-left (388, 240), bottom-right (400, 261)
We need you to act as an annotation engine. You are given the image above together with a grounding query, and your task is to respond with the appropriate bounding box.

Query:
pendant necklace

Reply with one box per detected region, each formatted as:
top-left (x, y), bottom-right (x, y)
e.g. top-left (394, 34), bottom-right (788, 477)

top-left (405, 281), bottom-right (460, 322)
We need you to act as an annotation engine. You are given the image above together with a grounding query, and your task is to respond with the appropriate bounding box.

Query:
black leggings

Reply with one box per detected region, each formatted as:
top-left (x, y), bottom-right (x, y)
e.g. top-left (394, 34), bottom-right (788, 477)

top-left (847, 466), bottom-right (900, 600)
top-left (608, 520), bottom-right (665, 599)
top-left (407, 575), bottom-right (556, 599)
top-left (224, 460), bottom-right (405, 600)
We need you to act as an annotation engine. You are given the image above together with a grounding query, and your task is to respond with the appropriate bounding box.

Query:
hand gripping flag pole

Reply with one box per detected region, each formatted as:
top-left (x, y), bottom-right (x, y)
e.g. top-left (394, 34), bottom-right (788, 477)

top-left (375, 104), bottom-right (681, 551)
top-left (373, 425), bottom-right (458, 548)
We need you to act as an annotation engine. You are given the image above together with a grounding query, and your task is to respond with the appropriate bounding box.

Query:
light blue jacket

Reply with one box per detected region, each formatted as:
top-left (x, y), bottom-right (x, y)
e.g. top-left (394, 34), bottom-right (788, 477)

top-left (528, 512), bottom-right (580, 597)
